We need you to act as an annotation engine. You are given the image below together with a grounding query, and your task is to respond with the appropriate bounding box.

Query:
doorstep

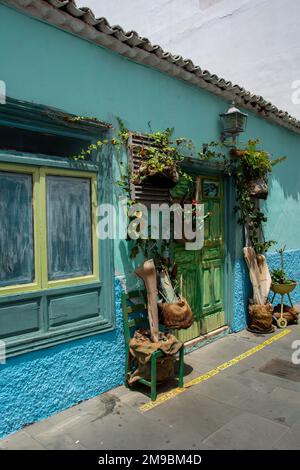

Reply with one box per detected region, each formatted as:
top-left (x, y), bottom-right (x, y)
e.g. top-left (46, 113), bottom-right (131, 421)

top-left (184, 325), bottom-right (230, 353)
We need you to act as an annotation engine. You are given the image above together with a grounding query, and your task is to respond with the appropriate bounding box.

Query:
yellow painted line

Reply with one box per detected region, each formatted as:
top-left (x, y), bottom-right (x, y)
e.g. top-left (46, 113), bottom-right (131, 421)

top-left (139, 328), bottom-right (291, 412)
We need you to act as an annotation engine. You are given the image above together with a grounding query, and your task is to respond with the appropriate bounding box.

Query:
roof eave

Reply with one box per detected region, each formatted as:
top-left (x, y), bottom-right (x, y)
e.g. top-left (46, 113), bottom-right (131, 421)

top-left (3, 0), bottom-right (300, 135)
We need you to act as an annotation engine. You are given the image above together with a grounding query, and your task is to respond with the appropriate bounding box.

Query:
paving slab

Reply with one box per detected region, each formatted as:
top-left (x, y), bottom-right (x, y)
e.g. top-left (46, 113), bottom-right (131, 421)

top-left (192, 375), bottom-right (259, 406)
top-left (203, 412), bottom-right (289, 450)
top-left (145, 391), bottom-right (242, 440)
top-left (23, 394), bottom-right (116, 439)
top-left (31, 431), bottom-right (88, 451)
top-left (234, 384), bottom-right (300, 427)
top-left (270, 386), bottom-right (300, 404)
top-left (273, 418), bottom-right (300, 450)
top-left (240, 366), bottom-right (300, 395)
top-left (0, 431), bottom-right (46, 450)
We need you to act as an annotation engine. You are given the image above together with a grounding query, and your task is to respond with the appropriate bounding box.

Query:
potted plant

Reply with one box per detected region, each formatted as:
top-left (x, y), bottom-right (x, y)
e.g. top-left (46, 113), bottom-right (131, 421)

top-left (131, 158), bottom-right (179, 188)
top-left (271, 246), bottom-right (297, 295)
top-left (235, 140), bottom-right (286, 200)
top-left (130, 129), bottom-right (181, 188)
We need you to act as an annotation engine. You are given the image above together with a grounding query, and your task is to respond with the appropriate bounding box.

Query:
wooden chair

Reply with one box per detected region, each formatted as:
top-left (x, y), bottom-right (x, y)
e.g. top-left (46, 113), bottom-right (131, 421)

top-left (122, 289), bottom-right (184, 401)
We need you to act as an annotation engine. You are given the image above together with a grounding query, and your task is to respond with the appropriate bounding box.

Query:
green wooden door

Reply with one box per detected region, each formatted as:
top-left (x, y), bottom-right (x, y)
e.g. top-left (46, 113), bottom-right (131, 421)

top-left (172, 175), bottom-right (225, 342)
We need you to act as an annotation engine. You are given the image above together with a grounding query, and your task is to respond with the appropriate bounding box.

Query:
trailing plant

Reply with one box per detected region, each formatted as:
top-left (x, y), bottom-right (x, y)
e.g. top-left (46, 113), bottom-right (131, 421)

top-left (129, 128), bottom-right (189, 185)
top-left (64, 115), bottom-right (112, 128)
top-left (240, 139), bottom-right (286, 177)
top-left (72, 139), bottom-right (107, 161)
top-left (70, 117), bottom-right (286, 257)
top-left (233, 139), bottom-right (286, 254)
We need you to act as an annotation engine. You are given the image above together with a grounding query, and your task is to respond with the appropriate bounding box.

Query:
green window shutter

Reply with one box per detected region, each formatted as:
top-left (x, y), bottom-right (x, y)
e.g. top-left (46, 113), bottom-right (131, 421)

top-left (128, 133), bottom-right (170, 207)
top-left (0, 171), bottom-right (34, 287)
top-left (46, 175), bottom-right (93, 281)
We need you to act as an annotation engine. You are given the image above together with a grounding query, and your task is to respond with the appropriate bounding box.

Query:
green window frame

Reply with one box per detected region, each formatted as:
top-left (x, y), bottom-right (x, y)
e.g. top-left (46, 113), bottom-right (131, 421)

top-left (0, 163), bottom-right (99, 296)
top-left (0, 98), bottom-right (114, 357)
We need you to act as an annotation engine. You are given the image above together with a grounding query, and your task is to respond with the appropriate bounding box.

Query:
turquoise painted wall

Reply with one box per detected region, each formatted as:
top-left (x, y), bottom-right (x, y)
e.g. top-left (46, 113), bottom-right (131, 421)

top-left (0, 4), bottom-right (300, 436)
top-left (1, 4), bottom-right (299, 262)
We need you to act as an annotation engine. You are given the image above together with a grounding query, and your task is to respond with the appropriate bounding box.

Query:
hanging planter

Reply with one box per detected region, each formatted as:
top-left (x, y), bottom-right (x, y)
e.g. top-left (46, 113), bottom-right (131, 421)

top-left (144, 167), bottom-right (179, 188)
top-left (248, 176), bottom-right (269, 200)
top-left (129, 128), bottom-right (186, 190)
top-left (131, 157), bottom-right (180, 188)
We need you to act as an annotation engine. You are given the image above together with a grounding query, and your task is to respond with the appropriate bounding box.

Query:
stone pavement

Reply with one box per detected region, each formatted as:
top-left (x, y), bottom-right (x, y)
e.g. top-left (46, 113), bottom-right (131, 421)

top-left (1, 325), bottom-right (300, 450)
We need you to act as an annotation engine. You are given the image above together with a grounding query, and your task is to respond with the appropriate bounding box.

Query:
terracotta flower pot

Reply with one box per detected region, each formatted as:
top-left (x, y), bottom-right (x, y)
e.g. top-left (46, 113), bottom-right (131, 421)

top-left (230, 149), bottom-right (246, 159)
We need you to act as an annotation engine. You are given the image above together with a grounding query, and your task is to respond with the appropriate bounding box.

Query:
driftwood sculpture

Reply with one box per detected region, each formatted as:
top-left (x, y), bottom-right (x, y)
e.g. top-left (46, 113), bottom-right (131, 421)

top-left (135, 259), bottom-right (159, 342)
top-left (243, 247), bottom-right (271, 305)
top-left (159, 269), bottom-right (179, 304)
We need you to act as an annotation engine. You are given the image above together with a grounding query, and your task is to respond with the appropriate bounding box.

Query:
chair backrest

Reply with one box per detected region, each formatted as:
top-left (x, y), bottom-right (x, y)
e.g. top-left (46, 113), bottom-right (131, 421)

top-left (121, 290), bottom-right (149, 350)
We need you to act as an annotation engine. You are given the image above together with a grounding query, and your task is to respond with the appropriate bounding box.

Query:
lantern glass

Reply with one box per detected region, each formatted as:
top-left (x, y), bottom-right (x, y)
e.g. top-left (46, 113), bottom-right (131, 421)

top-left (236, 112), bottom-right (247, 132)
top-left (220, 103), bottom-right (248, 136)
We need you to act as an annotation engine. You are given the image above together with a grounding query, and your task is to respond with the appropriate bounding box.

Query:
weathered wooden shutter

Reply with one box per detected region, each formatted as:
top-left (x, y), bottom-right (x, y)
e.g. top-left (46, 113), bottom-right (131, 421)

top-left (128, 133), bottom-right (170, 207)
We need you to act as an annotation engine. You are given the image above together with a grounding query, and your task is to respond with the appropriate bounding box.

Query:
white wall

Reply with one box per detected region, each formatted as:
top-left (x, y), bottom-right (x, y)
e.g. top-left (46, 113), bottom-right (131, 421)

top-left (77, 0), bottom-right (300, 119)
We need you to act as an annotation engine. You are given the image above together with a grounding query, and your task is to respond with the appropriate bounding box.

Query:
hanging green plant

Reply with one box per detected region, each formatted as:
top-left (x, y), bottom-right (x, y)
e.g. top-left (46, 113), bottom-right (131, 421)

top-left (233, 139), bottom-right (286, 254)
top-left (129, 128), bottom-right (189, 187)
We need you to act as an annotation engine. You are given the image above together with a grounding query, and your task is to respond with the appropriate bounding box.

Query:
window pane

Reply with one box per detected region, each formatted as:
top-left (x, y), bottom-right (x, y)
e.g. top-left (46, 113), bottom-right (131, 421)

top-left (0, 171), bottom-right (34, 287)
top-left (47, 176), bottom-right (93, 281)
top-left (0, 125), bottom-right (90, 158)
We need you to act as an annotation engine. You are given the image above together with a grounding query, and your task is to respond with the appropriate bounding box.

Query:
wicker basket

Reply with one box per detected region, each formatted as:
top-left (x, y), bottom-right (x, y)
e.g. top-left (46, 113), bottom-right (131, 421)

top-left (271, 281), bottom-right (297, 295)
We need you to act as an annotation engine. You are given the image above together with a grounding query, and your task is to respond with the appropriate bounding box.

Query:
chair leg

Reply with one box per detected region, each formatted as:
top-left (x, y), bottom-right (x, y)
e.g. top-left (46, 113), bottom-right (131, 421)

top-left (151, 354), bottom-right (157, 401)
top-left (178, 346), bottom-right (184, 388)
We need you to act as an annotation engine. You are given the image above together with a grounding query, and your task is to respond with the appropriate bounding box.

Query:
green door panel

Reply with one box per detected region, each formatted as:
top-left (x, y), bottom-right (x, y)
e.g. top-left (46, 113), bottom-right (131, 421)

top-left (213, 263), bottom-right (223, 305)
top-left (172, 175), bottom-right (225, 342)
top-left (172, 243), bottom-right (202, 342)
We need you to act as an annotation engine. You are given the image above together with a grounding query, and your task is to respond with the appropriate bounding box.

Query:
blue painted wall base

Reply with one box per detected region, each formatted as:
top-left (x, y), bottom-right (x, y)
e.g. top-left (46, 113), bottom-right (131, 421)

top-left (232, 249), bottom-right (300, 333)
top-left (267, 249), bottom-right (300, 305)
top-left (0, 278), bottom-right (125, 439)
top-left (232, 258), bottom-right (251, 332)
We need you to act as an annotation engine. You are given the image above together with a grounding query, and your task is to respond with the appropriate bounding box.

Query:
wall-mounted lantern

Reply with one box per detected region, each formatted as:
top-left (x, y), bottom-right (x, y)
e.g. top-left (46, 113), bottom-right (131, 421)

top-left (220, 101), bottom-right (248, 146)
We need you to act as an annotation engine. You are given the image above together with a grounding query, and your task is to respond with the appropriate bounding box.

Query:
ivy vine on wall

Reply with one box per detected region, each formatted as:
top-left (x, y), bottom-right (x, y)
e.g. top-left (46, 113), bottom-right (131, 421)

top-left (231, 139), bottom-right (286, 254)
top-left (71, 117), bottom-right (286, 256)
